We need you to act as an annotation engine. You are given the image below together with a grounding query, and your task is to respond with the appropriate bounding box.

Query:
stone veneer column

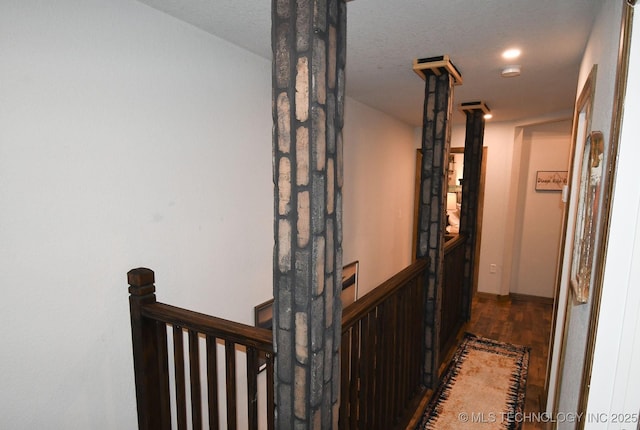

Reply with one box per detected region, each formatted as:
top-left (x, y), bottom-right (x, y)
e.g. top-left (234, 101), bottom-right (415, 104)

top-left (412, 56), bottom-right (461, 388)
top-left (458, 102), bottom-right (488, 321)
top-left (272, 1), bottom-right (347, 429)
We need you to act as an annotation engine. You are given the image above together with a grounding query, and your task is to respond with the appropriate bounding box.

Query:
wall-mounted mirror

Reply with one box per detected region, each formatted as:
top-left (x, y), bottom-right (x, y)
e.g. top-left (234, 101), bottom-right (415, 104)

top-left (255, 261), bottom-right (360, 330)
top-left (560, 65), bottom-right (598, 306)
top-left (446, 150), bottom-right (464, 235)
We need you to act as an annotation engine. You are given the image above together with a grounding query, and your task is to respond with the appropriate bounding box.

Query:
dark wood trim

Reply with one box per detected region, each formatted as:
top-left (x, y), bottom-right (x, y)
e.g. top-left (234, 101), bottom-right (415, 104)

top-left (127, 268), bottom-right (274, 430)
top-left (509, 293), bottom-right (554, 306)
top-left (474, 292), bottom-right (512, 302)
top-left (341, 258), bottom-right (428, 327)
top-left (411, 149), bottom-right (423, 261)
top-left (142, 303), bottom-right (273, 350)
top-left (576, 3), bottom-right (635, 425)
top-left (340, 258), bottom-right (430, 429)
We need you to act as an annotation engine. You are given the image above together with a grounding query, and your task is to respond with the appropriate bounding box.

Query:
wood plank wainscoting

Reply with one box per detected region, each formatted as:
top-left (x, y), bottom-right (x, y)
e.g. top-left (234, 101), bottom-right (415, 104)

top-left (440, 234), bottom-right (467, 363)
top-left (340, 258), bottom-right (429, 430)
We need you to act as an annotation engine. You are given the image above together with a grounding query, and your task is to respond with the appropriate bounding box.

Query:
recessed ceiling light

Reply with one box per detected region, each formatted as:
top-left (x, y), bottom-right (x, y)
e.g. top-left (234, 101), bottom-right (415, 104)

top-left (502, 48), bottom-right (521, 60)
top-left (484, 113), bottom-right (493, 120)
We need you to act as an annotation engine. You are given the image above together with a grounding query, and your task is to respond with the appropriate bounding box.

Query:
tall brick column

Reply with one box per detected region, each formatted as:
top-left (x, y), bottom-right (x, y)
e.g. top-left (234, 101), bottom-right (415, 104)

top-left (458, 102), bottom-right (488, 321)
top-left (412, 56), bottom-right (462, 388)
top-left (272, 1), bottom-right (347, 428)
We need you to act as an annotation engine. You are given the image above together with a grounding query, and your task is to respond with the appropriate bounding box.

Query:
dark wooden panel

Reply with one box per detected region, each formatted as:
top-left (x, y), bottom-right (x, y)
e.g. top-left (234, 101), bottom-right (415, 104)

top-left (265, 352), bottom-right (275, 430)
top-left (225, 340), bottom-right (237, 430)
top-left (188, 330), bottom-right (202, 430)
top-left (339, 258), bottom-right (430, 430)
top-left (441, 235), bottom-right (466, 359)
top-left (173, 326), bottom-right (187, 430)
top-left (246, 347), bottom-right (258, 429)
top-left (348, 326), bottom-right (360, 429)
top-left (155, 321), bottom-right (172, 429)
top-left (205, 336), bottom-right (219, 430)
top-left (142, 303), bottom-right (273, 351)
top-left (127, 268), bottom-right (275, 430)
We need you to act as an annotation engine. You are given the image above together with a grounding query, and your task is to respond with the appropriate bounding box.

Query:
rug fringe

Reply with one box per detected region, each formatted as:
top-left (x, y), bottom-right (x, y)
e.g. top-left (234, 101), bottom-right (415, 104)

top-left (415, 333), bottom-right (530, 430)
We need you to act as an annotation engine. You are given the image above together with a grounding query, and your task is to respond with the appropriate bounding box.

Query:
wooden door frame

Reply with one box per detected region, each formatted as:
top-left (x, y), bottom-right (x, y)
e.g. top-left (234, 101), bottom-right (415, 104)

top-left (412, 146), bottom-right (487, 296)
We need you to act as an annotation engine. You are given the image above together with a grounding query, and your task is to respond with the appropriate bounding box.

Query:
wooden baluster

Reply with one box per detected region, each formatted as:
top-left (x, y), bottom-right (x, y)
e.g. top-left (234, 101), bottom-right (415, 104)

top-left (189, 330), bottom-right (202, 429)
top-left (396, 289), bottom-right (408, 415)
top-left (246, 347), bottom-right (258, 428)
top-left (339, 330), bottom-right (350, 429)
top-left (127, 267), bottom-right (170, 430)
top-left (156, 320), bottom-right (172, 427)
top-left (365, 312), bottom-right (376, 429)
top-left (265, 352), bottom-right (275, 430)
top-left (349, 326), bottom-right (360, 429)
top-left (381, 303), bottom-right (392, 427)
top-left (225, 340), bottom-right (237, 430)
top-left (173, 326), bottom-right (187, 430)
top-left (206, 336), bottom-right (219, 430)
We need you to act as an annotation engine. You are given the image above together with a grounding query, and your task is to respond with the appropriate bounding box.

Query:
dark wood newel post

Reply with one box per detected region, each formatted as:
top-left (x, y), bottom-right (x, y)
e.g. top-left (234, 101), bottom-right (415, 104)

top-left (127, 268), bottom-right (170, 430)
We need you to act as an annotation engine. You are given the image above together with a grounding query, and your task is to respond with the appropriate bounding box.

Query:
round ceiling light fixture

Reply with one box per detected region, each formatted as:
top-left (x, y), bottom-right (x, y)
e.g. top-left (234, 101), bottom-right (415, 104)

top-left (501, 65), bottom-right (521, 78)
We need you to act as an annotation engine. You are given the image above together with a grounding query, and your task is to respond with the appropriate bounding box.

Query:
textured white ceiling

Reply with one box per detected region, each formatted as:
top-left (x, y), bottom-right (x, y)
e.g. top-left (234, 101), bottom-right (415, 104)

top-left (136, 0), bottom-right (600, 125)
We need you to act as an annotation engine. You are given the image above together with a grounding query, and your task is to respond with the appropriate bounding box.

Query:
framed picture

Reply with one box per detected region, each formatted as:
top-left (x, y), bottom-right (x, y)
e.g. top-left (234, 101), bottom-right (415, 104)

top-left (254, 298), bottom-right (274, 330)
top-left (569, 131), bottom-right (604, 303)
top-left (341, 260), bottom-right (359, 307)
top-left (254, 261), bottom-right (360, 329)
top-left (535, 171), bottom-right (568, 191)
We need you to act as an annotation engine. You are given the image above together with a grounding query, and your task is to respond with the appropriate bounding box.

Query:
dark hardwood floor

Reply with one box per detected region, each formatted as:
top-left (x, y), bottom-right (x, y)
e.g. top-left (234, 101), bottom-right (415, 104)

top-left (466, 294), bottom-right (553, 430)
top-left (406, 293), bottom-right (554, 430)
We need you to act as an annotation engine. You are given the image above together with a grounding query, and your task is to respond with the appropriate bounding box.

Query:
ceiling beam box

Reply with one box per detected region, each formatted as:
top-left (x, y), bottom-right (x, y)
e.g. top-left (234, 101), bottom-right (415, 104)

top-left (412, 55), bottom-right (463, 85)
top-left (458, 101), bottom-right (491, 115)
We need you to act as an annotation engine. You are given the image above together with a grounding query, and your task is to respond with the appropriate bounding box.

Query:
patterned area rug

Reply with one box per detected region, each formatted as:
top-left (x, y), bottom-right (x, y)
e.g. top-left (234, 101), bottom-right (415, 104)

top-left (415, 333), bottom-right (530, 430)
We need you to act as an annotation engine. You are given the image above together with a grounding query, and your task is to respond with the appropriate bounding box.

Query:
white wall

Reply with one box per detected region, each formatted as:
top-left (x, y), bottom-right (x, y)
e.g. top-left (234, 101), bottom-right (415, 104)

top-left (342, 98), bottom-right (417, 296)
top-left (511, 120), bottom-right (571, 298)
top-left (0, 2), bottom-right (419, 427)
top-left (0, 1), bottom-right (274, 428)
top-left (451, 122), bottom-right (515, 295)
top-left (545, 0), bottom-right (629, 421)
top-left (586, 3), bottom-right (640, 424)
top-left (451, 114), bottom-right (572, 297)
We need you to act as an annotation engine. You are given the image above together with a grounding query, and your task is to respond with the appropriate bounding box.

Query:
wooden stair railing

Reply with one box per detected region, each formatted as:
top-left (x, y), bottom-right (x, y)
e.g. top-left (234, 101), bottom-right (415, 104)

top-left (441, 234), bottom-right (467, 359)
top-left (127, 268), bottom-right (275, 430)
top-left (339, 258), bottom-right (430, 430)
top-left (128, 259), bottom-right (432, 430)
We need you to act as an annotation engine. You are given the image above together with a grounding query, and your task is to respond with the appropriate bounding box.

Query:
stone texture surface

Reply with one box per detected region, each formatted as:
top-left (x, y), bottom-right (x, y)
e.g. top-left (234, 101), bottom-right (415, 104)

top-left (277, 93), bottom-right (291, 153)
top-left (415, 68), bottom-right (455, 389)
top-left (460, 109), bottom-right (485, 320)
top-left (296, 57), bottom-right (310, 122)
top-left (273, 0), bottom-right (346, 428)
top-left (296, 126), bottom-right (310, 186)
top-left (279, 157), bottom-right (292, 215)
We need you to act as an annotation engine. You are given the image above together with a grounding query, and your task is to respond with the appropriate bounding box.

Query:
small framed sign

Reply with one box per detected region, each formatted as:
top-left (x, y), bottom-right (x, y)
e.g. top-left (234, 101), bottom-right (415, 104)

top-left (535, 171), bottom-right (568, 191)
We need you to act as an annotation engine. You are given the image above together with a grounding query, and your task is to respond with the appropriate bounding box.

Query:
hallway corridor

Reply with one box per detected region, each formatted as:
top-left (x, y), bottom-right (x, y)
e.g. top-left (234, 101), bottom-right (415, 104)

top-left (408, 294), bottom-right (554, 429)
top-left (466, 294), bottom-right (554, 430)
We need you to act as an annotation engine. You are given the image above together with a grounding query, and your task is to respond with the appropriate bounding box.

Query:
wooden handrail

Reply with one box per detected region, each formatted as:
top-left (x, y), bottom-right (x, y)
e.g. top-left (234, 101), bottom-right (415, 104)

top-left (339, 258), bottom-right (430, 429)
top-left (141, 303), bottom-right (273, 351)
top-left (444, 233), bottom-right (466, 254)
top-left (342, 258), bottom-right (429, 329)
top-left (127, 268), bottom-right (274, 430)
top-left (128, 259), bottom-right (435, 430)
